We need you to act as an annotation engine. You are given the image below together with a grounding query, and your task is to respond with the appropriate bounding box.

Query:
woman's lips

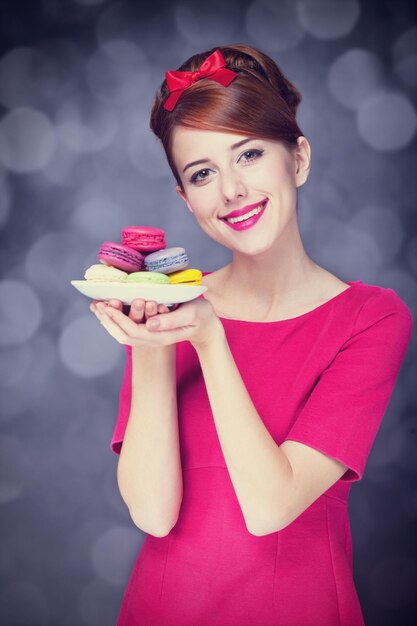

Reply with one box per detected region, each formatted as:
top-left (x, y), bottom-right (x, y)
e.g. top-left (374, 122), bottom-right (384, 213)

top-left (220, 200), bottom-right (268, 231)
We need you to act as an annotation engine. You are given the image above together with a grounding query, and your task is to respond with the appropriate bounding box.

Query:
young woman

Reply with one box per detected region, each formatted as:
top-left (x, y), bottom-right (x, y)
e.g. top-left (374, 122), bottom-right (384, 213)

top-left (90, 45), bottom-right (412, 626)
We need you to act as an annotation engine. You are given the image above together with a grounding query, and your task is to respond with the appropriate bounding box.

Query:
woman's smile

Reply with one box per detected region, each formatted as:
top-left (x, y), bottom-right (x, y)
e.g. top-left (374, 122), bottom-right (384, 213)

top-left (219, 199), bottom-right (268, 231)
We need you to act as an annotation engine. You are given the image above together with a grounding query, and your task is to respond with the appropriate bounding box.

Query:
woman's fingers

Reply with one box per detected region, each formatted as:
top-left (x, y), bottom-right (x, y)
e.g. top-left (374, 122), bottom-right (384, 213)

top-left (144, 300), bottom-right (158, 319)
top-left (96, 304), bottom-right (130, 344)
top-left (90, 298), bottom-right (123, 313)
top-left (90, 297), bottom-right (177, 344)
top-left (129, 299), bottom-right (145, 323)
top-left (107, 299), bottom-right (124, 311)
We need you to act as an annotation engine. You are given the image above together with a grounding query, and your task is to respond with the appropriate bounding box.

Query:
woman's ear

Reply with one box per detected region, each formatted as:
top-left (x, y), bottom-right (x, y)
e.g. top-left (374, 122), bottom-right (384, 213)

top-left (294, 136), bottom-right (311, 189)
top-left (175, 185), bottom-right (194, 214)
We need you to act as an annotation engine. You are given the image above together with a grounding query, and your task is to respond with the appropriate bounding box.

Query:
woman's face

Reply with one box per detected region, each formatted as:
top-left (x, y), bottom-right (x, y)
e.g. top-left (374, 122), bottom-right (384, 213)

top-left (172, 126), bottom-right (310, 254)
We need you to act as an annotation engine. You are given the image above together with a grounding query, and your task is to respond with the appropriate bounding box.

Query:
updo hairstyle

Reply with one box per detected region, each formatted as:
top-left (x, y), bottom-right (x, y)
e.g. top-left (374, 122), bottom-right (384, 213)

top-left (150, 44), bottom-right (304, 191)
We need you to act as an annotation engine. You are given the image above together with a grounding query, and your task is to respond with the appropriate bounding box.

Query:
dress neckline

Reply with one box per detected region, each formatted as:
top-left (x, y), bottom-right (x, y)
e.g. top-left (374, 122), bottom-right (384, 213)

top-left (200, 272), bottom-right (363, 324)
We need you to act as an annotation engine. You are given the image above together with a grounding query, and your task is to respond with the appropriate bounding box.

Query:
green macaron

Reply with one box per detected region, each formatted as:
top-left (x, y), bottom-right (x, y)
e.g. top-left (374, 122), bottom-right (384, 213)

top-left (125, 271), bottom-right (170, 284)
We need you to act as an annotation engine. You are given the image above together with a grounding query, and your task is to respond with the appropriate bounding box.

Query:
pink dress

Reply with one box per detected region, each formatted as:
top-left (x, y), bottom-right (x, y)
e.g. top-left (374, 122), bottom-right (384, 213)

top-left (110, 274), bottom-right (412, 626)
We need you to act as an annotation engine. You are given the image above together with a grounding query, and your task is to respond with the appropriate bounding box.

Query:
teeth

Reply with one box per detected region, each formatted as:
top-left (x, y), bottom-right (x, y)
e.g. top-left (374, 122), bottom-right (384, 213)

top-left (225, 202), bottom-right (265, 224)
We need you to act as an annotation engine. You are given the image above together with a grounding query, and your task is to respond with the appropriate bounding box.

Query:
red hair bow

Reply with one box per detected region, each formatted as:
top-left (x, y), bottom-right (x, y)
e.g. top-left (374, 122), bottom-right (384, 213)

top-left (163, 49), bottom-right (237, 111)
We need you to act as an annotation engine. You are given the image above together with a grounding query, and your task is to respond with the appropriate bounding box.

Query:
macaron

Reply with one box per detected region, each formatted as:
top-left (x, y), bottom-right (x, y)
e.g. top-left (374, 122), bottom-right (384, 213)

top-left (121, 226), bottom-right (166, 253)
top-left (168, 269), bottom-right (202, 286)
top-left (84, 264), bottom-right (128, 281)
top-left (144, 246), bottom-right (189, 274)
top-left (125, 271), bottom-right (170, 284)
top-left (98, 242), bottom-right (145, 272)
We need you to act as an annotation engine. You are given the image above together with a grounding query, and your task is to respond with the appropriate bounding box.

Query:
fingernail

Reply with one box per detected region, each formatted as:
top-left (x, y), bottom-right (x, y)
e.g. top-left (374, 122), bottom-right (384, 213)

top-left (148, 319), bottom-right (159, 329)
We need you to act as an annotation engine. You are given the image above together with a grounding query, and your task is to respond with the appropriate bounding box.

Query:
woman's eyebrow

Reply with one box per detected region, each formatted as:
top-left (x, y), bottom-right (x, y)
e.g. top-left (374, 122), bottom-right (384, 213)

top-left (182, 138), bottom-right (255, 173)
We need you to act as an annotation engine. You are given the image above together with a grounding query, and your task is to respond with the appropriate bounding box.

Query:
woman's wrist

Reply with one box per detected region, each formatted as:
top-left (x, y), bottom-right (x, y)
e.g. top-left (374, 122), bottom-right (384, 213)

top-left (191, 320), bottom-right (227, 353)
top-left (132, 343), bottom-right (176, 358)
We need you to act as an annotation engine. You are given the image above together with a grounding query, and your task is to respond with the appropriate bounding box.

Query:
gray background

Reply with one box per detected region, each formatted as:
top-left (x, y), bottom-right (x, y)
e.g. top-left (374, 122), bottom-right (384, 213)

top-left (0, 0), bottom-right (416, 624)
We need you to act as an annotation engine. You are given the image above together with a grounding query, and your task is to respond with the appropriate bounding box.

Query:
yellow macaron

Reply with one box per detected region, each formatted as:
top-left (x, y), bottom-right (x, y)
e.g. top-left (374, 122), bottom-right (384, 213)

top-left (168, 269), bottom-right (202, 286)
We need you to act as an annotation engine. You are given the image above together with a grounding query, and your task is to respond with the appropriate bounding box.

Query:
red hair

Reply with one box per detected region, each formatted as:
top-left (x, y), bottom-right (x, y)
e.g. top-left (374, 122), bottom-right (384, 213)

top-left (150, 44), bottom-right (304, 190)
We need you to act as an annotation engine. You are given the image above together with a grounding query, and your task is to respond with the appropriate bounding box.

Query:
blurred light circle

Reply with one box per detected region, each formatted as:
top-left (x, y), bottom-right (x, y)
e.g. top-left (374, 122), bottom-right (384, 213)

top-left (60, 398), bottom-right (116, 474)
top-left (175, 0), bottom-right (240, 46)
top-left (357, 91), bottom-right (417, 151)
top-left (56, 96), bottom-right (118, 154)
top-left (328, 49), bottom-right (385, 111)
top-left (91, 526), bottom-right (143, 585)
top-left (85, 40), bottom-right (151, 105)
top-left (38, 464), bottom-right (96, 521)
top-left (59, 314), bottom-right (122, 378)
top-left (127, 126), bottom-right (170, 178)
top-left (392, 26), bottom-right (417, 88)
top-left (376, 267), bottom-right (417, 313)
top-left (96, 1), bottom-right (143, 45)
top-left (0, 47), bottom-right (46, 108)
top-left (41, 142), bottom-right (88, 188)
top-left (370, 555), bottom-right (417, 608)
top-left (245, 0), bottom-right (305, 53)
top-left (308, 180), bottom-right (351, 221)
top-left (349, 205), bottom-right (404, 263)
top-left (0, 40), bottom-right (83, 108)
top-left (0, 280), bottom-right (43, 346)
top-left (297, 0), bottom-right (360, 39)
top-left (96, 2), bottom-right (191, 68)
top-left (0, 581), bottom-right (50, 625)
top-left (0, 343), bottom-right (32, 389)
top-left (100, 38), bottom-right (145, 64)
top-left (65, 519), bottom-right (113, 599)
top-left (0, 331), bottom-right (57, 421)
top-left (394, 54), bottom-right (417, 88)
top-left (0, 107), bottom-right (56, 173)
top-left (25, 230), bottom-right (90, 299)
top-left (392, 25), bottom-right (417, 61)
top-left (70, 193), bottom-right (128, 241)
top-left (78, 578), bottom-right (121, 626)
top-left (311, 217), bottom-right (382, 277)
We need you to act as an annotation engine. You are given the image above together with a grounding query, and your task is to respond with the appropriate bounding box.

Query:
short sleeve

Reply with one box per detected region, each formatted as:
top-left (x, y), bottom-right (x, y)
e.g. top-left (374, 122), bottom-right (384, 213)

top-left (283, 289), bottom-right (413, 482)
top-left (110, 344), bottom-right (132, 455)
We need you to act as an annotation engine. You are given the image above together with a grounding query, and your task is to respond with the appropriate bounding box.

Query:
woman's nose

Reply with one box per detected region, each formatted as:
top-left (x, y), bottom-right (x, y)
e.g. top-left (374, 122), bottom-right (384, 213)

top-left (221, 171), bottom-right (247, 204)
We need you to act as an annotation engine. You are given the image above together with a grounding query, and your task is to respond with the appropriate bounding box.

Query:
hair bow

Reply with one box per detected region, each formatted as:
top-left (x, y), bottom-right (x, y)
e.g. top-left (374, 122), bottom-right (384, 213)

top-left (163, 49), bottom-right (238, 111)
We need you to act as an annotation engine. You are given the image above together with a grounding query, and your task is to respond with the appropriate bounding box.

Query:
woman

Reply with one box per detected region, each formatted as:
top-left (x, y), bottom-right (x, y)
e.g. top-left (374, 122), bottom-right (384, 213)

top-left (90, 45), bottom-right (412, 626)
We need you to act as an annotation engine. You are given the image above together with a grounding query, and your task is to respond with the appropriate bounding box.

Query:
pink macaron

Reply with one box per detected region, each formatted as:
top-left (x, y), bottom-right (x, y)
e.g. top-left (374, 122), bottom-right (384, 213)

top-left (121, 226), bottom-right (166, 253)
top-left (98, 242), bottom-right (145, 273)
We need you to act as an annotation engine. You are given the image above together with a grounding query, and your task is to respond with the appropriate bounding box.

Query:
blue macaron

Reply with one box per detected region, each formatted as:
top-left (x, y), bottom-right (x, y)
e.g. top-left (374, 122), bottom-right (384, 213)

top-left (144, 246), bottom-right (189, 274)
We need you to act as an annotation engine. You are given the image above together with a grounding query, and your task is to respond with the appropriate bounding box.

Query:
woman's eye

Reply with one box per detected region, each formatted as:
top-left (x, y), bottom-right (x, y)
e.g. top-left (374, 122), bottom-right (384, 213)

top-left (190, 169), bottom-right (211, 183)
top-left (240, 149), bottom-right (263, 162)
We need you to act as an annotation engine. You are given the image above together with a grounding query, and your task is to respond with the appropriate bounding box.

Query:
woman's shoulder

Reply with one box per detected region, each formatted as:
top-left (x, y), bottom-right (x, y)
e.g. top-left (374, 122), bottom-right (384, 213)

top-left (352, 280), bottom-right (411, 315)
top-left (348, 281), bottom-right (413, 339)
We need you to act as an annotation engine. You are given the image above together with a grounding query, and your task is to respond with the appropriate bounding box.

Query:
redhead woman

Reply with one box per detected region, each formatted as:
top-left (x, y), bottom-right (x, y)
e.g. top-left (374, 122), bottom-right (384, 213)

top-left (90, 45), bottom-right (412, 626)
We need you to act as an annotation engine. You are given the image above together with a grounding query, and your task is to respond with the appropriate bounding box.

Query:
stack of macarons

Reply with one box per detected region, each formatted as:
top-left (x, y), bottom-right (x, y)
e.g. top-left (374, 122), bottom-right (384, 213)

top-left (83, 225), bottom-right (202, 286)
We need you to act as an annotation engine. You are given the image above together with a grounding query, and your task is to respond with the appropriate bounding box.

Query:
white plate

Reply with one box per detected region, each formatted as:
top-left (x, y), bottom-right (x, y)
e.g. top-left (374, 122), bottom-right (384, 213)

top-left (70, 280), bottom-right (208, 306)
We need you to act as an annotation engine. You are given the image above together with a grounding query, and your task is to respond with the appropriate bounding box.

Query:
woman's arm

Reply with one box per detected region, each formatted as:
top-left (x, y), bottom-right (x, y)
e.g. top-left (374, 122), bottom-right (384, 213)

top-left (97, 298), bottom-right (347, 535)
top-left (117, 344), bottom-right (183, 537)
top-left (194, 333), bottom-right (347, 536)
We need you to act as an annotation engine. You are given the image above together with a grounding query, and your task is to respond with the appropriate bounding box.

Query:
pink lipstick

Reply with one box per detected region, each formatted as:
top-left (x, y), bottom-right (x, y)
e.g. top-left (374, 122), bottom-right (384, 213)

top-left (220, 199), bottom-right (268, 231)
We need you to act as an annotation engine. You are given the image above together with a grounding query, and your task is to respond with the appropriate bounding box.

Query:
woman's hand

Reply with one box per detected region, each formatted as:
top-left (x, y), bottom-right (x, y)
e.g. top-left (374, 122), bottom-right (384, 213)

top-left (89, 297), bottom-right (224, 349)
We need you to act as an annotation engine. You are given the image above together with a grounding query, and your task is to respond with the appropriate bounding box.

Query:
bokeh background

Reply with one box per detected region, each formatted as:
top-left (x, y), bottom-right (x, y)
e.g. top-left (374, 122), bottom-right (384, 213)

top-left (0, 0), bottom-right (416, 624)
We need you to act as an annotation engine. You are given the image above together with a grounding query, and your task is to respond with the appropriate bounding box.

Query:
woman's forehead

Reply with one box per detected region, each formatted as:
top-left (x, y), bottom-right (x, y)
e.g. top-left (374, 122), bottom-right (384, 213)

top-left (173, 126), bottom-right (249, 145)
